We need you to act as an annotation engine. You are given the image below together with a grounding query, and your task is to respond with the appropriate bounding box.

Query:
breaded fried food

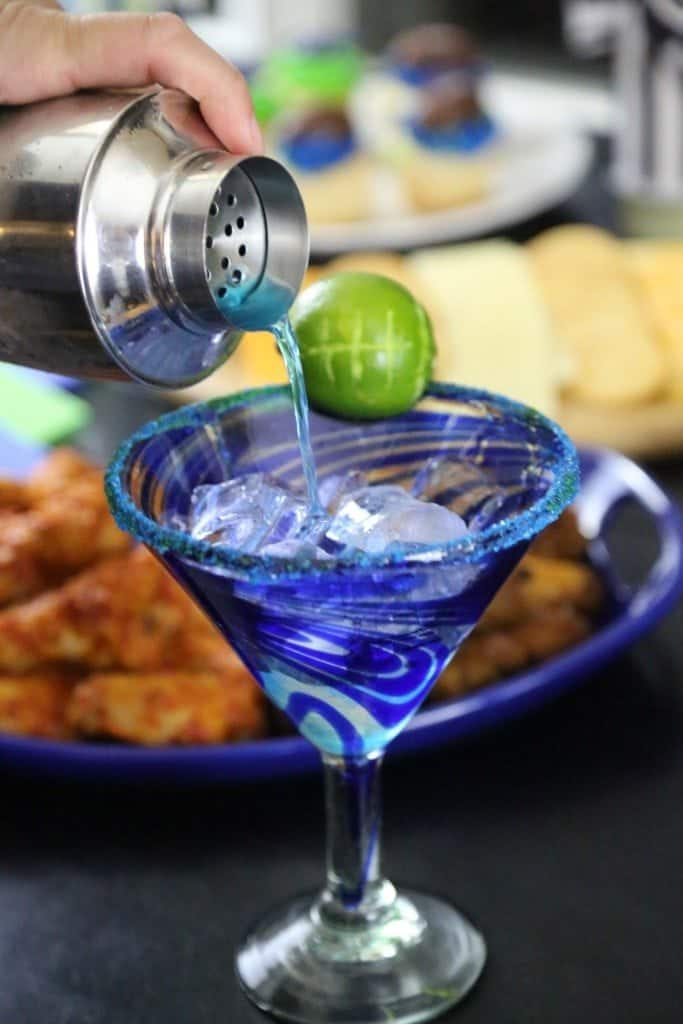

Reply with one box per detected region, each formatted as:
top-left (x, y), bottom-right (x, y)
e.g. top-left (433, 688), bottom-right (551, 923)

top-left (27, 475), bottom-right (130, 572)
top-left (67, 659), bottom-right (266, 745)
top-left (0, 511), bottom-right (52, 607)
top-left (0, 480), bottom-right (30, 511)
top-left (0, 448), bottom-right (100, 515)
top-left (480, 554), bottom-right (602, 631)
top-left (0, 474), bottom-right (130, 607)
top-left (529, 508), bottom-right (587, 560)
top-left (26, 447), bottom-right (100, 505)
top-left (0, 547), bottom-right (190, 672)
top-left (0, 671), bottom-right (74, 739)
top-left (171, 614), bottom-right (236, 672)
top-left (432, 605), bottom-right (592, 700)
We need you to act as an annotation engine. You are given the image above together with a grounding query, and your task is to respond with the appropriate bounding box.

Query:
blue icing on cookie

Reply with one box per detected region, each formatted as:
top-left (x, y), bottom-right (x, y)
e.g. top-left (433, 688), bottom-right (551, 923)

top-left (408, 115), bottom-right (496, 153)
top-left (282, 133), bottom-right (356, 172)
top-left (390, 61), bottom-right (484, 88)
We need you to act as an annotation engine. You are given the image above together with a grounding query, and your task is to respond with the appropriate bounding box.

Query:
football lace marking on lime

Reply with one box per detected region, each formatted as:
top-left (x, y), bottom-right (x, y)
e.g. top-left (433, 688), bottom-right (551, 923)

top-left (351, 309), bottom-right (363, 383)
top-left (324, 316), bottom-right (335, 382)
top-left (415, 303), bottom-right (432, 399)
top-left (384, 308), bottom-right (396, 390)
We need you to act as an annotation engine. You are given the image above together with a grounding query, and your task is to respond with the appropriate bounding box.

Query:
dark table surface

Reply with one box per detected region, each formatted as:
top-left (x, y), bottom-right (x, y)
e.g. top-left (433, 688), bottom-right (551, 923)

top-left (3, 141), bottom-right (683, 1024)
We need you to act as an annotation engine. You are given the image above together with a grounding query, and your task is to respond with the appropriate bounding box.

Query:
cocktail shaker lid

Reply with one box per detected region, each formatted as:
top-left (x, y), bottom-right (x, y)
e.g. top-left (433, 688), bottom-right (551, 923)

top-left (77, 88), bottom-right (308, 388)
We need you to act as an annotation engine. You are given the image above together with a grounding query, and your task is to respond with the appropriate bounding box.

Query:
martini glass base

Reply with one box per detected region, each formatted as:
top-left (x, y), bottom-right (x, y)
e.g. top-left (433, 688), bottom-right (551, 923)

top-left (236, 888), bottom-right (486, 1024)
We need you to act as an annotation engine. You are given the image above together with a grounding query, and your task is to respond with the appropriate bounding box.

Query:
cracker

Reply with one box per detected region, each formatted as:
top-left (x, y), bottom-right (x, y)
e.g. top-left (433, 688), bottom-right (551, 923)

top-left (528, 225), bottom-right (663, 406)
top-left (625, 241), bottom-right (683, 400)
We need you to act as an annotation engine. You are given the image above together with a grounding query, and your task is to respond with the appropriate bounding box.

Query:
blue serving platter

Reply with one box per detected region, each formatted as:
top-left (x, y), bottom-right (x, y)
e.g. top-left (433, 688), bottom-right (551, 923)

top-left (0, 447), bottom-right (682, 783)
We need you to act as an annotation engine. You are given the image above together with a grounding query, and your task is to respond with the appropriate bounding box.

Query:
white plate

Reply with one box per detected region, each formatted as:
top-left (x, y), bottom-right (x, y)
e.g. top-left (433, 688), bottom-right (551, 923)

top-left (309, 76), bottom-right (595, 256)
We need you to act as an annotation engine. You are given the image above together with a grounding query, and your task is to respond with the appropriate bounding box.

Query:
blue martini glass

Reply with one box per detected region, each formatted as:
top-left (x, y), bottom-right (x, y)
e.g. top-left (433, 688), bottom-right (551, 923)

top-left (106, 383), bottom-right (578, 1024)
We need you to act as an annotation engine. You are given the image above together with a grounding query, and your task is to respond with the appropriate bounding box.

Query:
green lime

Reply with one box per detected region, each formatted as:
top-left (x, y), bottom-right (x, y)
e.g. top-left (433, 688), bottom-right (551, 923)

top-left (290, 272), bottom-right (435, 419)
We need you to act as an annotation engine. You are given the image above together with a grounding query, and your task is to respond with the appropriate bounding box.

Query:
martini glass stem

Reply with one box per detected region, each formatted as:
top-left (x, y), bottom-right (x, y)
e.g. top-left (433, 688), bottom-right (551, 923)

top-left (320, 752), bottom-right (396, 928)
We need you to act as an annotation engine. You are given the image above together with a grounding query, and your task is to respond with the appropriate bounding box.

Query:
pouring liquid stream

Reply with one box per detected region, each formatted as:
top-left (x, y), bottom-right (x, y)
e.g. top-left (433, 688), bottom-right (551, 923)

top-left (271, 316), bottom-right (323, 515)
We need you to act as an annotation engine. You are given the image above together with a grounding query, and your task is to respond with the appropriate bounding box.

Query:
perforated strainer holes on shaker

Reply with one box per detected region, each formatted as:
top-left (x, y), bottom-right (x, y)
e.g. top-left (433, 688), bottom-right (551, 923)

top-left (204, 165), bottom-right (268, 310)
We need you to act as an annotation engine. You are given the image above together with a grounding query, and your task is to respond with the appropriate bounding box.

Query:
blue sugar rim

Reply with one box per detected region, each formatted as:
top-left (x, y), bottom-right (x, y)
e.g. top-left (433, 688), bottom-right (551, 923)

top-left (105, 382), bottom-right (579, 582)
top-left (281, 133), bottom-right (356, 173)
top-left (408, 115), bottom-right (496, 153)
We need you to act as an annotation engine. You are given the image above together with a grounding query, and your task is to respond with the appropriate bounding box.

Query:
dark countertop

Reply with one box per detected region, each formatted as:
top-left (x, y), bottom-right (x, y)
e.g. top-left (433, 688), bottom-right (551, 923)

top-left (2, 140), bottom-right (683, 1024)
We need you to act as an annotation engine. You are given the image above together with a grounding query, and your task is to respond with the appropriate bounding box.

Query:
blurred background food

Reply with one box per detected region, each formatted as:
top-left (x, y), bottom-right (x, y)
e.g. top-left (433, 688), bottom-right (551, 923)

top-left (183, 227), bottom-right (683, 457)
top-left (0, 450), bottom-right (602, 746)
top-left (2, 2), bottom-right (683, 749)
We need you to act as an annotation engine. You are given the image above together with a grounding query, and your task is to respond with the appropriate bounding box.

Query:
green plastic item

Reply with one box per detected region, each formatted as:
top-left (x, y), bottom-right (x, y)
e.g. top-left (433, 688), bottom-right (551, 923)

top-left (0, 367), bottom-right (91, 444)
top-left (250, 42), bottom-right (363, 124)
top-left (268, 43), bottom-right (363, 104)
top-left (250, 76), bottom-right (284, 126)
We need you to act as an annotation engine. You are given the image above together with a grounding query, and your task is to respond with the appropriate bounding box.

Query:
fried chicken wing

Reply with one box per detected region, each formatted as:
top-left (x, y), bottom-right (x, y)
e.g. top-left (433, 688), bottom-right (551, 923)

top-left (530, 509), bottom-right (587, 560)
top-left (0, 475), bottom-right (131, 607)
top-left (26, 448), bottom-right (100, 504)
top-left (0, 480), bottom-right (30, 511)
top-left (0, 448), bottom-right (606, 747)
top-left (29, 476), bottom-right (131, 571)
top-left (432, 605), bottom-right (592, 701)
top-left (0, 547), bottom-right (190, 672)
top-left (0, 671), bottom-right (74, 739)
top-left (0, 448), bottom-right (99, 515)
top-left (171, 613), bottom-right (236, 671)
top-left (67, 658), bottom-right (266, 745)
top-left (0, 511), bottom-right (53, 606)
top-left (480, 554), bottom-right (602, 631)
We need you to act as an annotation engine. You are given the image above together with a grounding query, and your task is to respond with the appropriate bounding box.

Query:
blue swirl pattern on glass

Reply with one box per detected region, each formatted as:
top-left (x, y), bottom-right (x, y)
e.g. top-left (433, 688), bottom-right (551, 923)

top-left (106, 385), bottom-right (578, 757)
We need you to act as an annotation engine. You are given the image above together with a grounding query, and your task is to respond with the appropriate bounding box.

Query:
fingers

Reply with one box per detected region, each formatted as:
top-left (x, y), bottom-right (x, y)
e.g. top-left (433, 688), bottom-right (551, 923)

top-left (67, 11), bottom-right (262, 155)
top-left (144, 12), bottom-right (263, 155)
top-left (0, 4), bottom-right (262, 155)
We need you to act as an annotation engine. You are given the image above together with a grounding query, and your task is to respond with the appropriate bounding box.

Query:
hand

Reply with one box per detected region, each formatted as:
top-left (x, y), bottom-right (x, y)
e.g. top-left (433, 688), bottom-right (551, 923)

top-left (0, 0), bottom-right (263, 155)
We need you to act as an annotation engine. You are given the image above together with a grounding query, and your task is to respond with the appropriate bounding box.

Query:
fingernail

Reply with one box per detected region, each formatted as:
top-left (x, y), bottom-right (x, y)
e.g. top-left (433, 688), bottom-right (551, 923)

top-left (248, 113), bottom-right (264, 154)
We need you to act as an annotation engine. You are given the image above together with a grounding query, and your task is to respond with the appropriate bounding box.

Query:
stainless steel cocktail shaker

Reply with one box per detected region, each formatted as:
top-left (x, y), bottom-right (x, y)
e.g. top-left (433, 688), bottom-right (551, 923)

top-left (0, 87), bottom-right (309, 388)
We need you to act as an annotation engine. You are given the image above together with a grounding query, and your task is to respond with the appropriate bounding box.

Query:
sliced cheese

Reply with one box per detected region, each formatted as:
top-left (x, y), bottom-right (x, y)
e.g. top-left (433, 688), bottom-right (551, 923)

top-left (408, 240), bottom-right (558, 417)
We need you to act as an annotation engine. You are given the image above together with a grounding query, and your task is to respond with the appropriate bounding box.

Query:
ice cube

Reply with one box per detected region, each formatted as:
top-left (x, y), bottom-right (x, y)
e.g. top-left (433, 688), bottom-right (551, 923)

top-left (411, 456), bottom-right (505, 524)
top-left (189, 474), bottom-right (266, 534)
top-left (318, 470), bottom-right (368, 513)
top-left (327, 484), bottom-right (467, 555)
top-left (188, 473), bottom-right (310, 553)
top-left (259, 538), bottom-right (332, 561)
